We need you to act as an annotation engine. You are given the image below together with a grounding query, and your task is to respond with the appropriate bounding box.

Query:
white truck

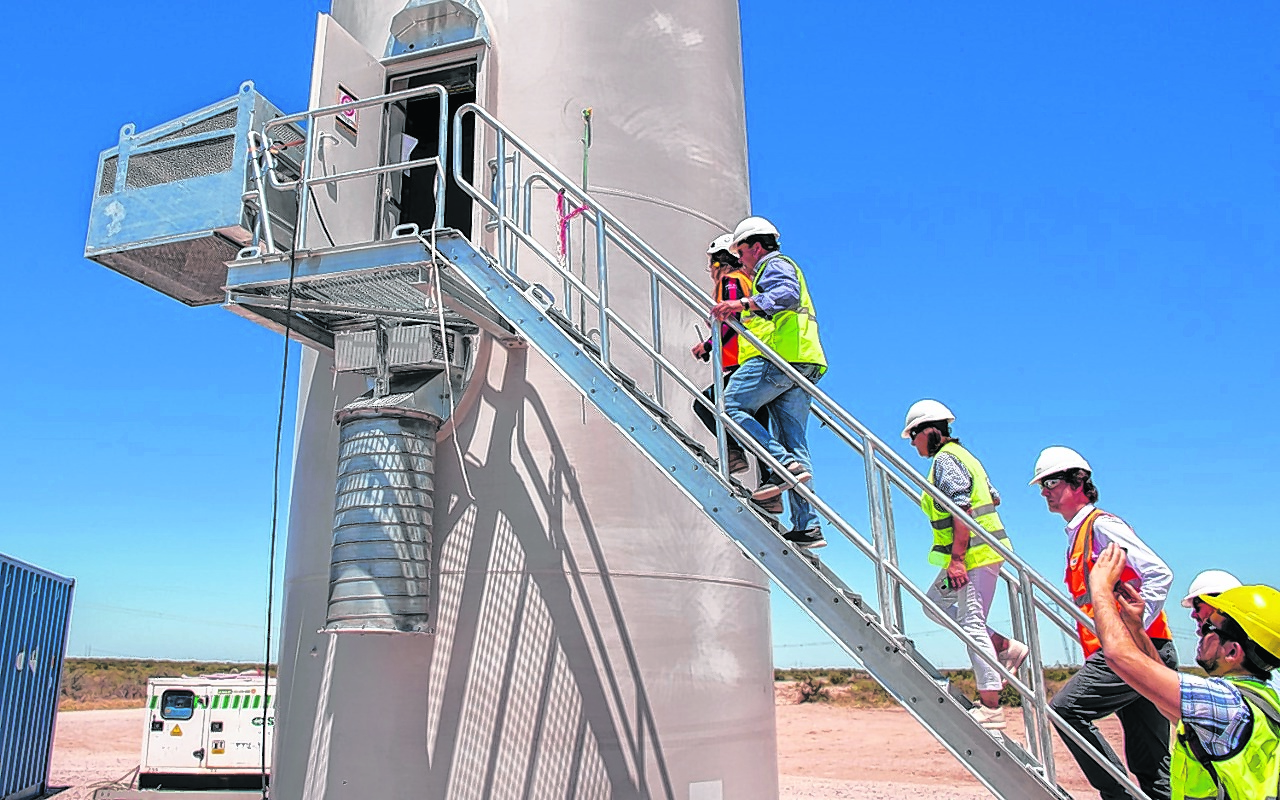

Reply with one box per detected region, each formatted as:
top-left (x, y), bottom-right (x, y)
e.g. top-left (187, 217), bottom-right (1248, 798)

top-left (96, 672), bottom-right (276, 799)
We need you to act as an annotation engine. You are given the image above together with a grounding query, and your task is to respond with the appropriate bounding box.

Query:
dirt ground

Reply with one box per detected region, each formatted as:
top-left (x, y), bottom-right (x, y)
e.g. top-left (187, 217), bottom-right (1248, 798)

top-left (47, 709), bottom-right (142, 800)
top-left (48, 700), bottom-right (1125, 799)
top-left (775, 702), bottom-right (1122, 798)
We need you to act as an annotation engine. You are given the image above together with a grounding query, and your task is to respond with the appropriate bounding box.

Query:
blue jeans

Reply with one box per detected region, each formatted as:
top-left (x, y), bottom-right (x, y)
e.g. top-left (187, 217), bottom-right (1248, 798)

top-left (723, 358), bottom-right (823, 531)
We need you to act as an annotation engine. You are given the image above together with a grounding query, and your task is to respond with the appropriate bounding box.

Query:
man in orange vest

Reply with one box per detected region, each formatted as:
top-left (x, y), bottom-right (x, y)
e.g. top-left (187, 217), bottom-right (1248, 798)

top-left (1031, 446), bottom-right (1177, 800)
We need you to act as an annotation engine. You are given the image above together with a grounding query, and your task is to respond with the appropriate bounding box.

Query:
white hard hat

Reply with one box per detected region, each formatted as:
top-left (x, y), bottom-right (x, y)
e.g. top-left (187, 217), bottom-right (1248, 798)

top-left (1181, 570), bottom-right (1243, 609)
top-left (731, 215), bottom-right (780, 246)
top-left (1028, 446), bottom-right (1092, 485)
top-left (707, 233), bottom-right (735, 255)
top-left (901, 399), bottom-right (955, 439)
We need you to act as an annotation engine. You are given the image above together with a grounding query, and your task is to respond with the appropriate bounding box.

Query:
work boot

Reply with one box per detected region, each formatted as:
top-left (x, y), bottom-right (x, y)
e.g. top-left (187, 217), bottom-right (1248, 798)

top-left (751, 495), bottom-right (784, 515)
top-left (726, 450), bottom-right (749, 475)
top-left (785, 461), bottom-right (813, 484)
top-left (752, 475), bottom-right (787, 501)
top-left (784, 527), bottom-right (826, 550)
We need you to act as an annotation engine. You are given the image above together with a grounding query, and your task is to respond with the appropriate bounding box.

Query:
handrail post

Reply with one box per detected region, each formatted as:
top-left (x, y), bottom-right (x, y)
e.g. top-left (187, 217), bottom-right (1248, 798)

top-left (650, 272), bottom-right (664, 403)
top-left (878, 468), bottom-right (904, 631)
top-left (1004, 574), bottom-right (1041, 763)
top-left (297, 112), bottom-right (317, 248)
top-left (1020, 571), bottom-right (1057, 787)
top-left (507, 152), bottom-right (521, 273)
top-left (710, 324), bottom-right (730, 479)
top-left (375, 100), bottom-right (390, 240)
top-left (246, 132), bottom-right (277, 254)
top-left (494, 133), bottom-right (508, 276)
top-left (594, 214), bottom-right (611, 366)
top-left (434, 87), bottom-right (448, 231)
top-left (864, 443), bottom-right (897, 632)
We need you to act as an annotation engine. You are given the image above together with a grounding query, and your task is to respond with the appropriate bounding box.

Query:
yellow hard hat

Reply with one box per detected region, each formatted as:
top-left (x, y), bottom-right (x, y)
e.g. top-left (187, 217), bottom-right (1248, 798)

top-left (1202, 584), bottom-right (1280, 660)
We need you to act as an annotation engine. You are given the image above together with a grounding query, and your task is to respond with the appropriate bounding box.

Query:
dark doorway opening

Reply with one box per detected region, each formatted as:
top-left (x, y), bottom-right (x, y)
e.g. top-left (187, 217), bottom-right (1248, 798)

top-left (392, 63), bottom-right (477, 238)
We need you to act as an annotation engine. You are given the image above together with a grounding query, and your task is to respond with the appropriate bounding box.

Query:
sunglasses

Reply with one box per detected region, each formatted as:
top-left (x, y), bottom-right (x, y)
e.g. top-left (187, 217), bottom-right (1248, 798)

top-left (1040, 477), bottom-right (1065, 490)
top-left (1199, 618), bottom-right (1238, 643)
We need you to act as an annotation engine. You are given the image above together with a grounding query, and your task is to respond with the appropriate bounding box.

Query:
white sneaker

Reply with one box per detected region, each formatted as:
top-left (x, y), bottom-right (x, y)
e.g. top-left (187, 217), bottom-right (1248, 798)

top-left (998, 639), bottom-right (1029, 673)
top-left (969, 705), bottom-right (1007, 731)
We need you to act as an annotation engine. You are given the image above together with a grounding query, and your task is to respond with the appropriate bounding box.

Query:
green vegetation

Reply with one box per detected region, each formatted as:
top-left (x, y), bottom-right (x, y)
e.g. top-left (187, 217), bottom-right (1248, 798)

top-left (59, 658), bottom-right (276, 711)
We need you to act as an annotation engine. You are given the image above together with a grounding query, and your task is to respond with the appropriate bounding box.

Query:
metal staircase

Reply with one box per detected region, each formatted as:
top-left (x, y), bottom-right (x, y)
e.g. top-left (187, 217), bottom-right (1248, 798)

top-left (220, 92), bottom-right (1162, 800)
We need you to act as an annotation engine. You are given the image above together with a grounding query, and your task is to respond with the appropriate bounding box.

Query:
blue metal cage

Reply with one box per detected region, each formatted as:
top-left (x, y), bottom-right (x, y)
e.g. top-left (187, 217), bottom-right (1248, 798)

top-left (0, 554), bottom-right (74, 800)
top-left (84, 81), bottom-right (300, 307)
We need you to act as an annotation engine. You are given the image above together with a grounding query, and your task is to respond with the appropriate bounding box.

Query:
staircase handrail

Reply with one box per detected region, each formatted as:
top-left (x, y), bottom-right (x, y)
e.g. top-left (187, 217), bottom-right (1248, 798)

top-left (258, 83), bottom-right (451, 245)
top-left (449, 103), bottom-right (1153, 799)
top-left (452, 102), bottom-right (1095, 636)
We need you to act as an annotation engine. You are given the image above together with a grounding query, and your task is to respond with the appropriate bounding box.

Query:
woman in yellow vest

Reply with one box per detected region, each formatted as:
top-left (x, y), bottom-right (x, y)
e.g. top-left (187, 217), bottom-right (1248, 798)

top-left (903, 399), bottom-right (1027, 731)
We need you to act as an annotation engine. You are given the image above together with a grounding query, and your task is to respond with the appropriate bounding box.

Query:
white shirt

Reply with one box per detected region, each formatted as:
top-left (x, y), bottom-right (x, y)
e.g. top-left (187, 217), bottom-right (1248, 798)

top-left (1065, 504), bottom-right (1173, 631)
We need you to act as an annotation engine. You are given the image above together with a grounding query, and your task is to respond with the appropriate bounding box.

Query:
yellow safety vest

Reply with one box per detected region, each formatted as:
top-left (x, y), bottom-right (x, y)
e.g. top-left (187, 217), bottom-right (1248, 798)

top-left (737, 254), bottom-right (827, 371)
top-left (1172, 678), bottom-right (1280, 800)
top-left (920, 442), bottom-right (1011, 570)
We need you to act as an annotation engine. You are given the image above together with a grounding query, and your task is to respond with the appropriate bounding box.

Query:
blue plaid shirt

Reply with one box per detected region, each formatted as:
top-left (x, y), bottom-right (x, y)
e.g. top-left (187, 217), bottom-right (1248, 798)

top-left (1179, 673), bottom-right (1259, 757)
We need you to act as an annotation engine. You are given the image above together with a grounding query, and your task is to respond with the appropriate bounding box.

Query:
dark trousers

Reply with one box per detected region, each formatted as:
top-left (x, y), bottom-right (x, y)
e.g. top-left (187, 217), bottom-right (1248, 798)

top-left (693, 368), bottom-right (773, 483)
top-left (1049, 639), bottom-right (1178, 800)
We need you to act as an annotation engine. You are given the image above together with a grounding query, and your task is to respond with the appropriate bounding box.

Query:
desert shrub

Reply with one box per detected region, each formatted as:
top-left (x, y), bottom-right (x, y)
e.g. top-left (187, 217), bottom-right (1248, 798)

top-left (834, 676), bottom-right (897, 708)
top-left (796, 677), bottom-right (830, 703)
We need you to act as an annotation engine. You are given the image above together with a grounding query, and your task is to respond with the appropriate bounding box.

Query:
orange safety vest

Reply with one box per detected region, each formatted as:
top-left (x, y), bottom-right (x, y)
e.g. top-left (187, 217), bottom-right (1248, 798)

top-left (1065, 508), bottom-right (1173, 658)
top-left (714, 269), bottom-right (752, 370)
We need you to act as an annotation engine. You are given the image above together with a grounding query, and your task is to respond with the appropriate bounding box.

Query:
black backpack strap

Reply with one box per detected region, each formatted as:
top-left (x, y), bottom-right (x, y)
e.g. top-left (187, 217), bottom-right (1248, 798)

top-left (1178, 725), bottom-right (1230, 800)
top-left (1235, 684), bottom-right (1280, 729)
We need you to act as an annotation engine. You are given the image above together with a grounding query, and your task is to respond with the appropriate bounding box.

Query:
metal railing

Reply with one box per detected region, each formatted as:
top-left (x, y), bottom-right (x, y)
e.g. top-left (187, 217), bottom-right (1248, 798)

top-left (449, 102), bottom-right (1155, 799)
top-left (235, 86), bottom-right (1156, 796)
top-left (253, 84), bottom-right (451, 253)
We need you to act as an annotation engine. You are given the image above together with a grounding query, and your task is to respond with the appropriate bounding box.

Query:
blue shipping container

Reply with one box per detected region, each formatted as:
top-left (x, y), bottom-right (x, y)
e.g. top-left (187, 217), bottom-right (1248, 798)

top-left (0, 554), bottom-right (74, 800)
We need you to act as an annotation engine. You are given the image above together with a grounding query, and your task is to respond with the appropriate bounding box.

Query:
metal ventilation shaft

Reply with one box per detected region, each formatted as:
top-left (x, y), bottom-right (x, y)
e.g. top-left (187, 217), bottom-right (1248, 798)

top-left (325, 397), bottom-right (442, 634)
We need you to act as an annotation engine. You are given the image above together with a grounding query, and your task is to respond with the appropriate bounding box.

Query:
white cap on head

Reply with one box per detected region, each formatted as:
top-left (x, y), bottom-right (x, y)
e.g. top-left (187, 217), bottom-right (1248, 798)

top-left (901, 399), bottom-right (955, 439)
top-left (1029, 446), bottom-right (1091, 485)
top-left (731, 216), bottom-right (780, 246)
top-left (707, 233), bottom-right (735, 255)
top-left (1181, 569), bottom-right (1243, 609)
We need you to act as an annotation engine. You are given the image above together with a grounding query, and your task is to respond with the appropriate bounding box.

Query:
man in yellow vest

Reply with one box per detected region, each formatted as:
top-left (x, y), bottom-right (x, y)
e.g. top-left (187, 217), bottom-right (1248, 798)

top-left (1031, 446), bottom-right (1177, 800)
top-left (903, 400), bottom-right (1027, 731)
top-left (710, 216), bottom-right (827, 549)
top-left (1088, 548), bottom-right (1280, 800)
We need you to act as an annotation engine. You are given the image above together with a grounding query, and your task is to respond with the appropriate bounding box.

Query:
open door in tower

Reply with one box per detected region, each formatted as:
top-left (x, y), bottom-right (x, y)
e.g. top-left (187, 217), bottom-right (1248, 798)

top-left (387, 64), bottom-right (477, 239)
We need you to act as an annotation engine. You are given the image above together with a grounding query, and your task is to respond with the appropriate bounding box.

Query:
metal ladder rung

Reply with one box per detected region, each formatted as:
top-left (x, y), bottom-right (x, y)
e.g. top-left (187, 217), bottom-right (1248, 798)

top-left (627, 384), bottom-right (673, 423)
top-left (813, 560), bottom-right (877, 621)
top-left (546, 309), bottom-right (603, 358)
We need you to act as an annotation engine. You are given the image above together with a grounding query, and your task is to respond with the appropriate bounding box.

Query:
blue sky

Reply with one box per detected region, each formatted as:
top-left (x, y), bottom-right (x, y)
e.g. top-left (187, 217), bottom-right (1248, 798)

top-left (2, 2), bottom-right (1276, 671)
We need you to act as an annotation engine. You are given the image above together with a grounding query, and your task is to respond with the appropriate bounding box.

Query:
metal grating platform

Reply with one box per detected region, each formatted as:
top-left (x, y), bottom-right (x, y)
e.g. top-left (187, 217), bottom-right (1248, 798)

top-left (223, 234), bottom-right (504, 351)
